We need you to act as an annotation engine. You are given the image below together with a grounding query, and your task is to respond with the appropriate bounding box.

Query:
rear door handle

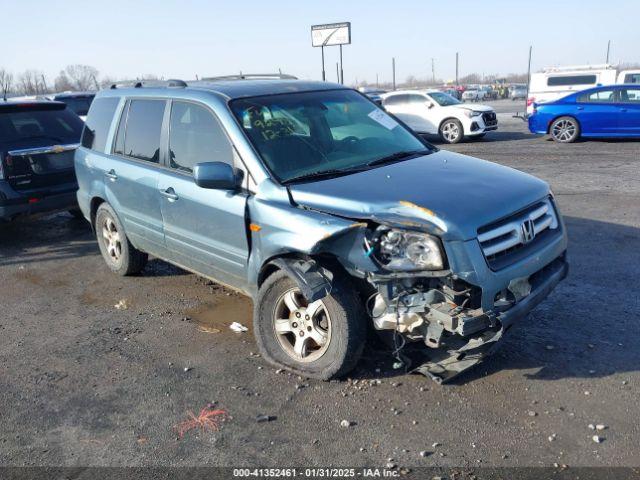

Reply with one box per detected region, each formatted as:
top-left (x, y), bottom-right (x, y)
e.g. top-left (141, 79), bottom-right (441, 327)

top-left (160, 187), bottom-right (179, 201)
top-left (105, 169), bottom-right (118, 181)
top-left (577, 107), bottom-right (584, 110)
top-left (620, 108), bottom-right (628, 112)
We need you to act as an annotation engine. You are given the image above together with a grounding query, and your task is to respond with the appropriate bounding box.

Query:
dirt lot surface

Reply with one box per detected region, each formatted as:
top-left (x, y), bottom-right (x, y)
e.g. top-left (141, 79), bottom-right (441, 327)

top-left (1, 100), bottom-right (639, 469)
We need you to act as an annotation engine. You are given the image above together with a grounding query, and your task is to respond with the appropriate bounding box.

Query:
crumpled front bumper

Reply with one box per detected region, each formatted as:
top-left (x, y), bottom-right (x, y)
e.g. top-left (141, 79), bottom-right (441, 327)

top-left (414, 255), bottom-right (568, 383)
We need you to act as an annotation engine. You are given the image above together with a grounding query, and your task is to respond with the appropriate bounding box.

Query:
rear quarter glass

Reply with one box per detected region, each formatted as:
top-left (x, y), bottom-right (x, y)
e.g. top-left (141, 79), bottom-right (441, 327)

top-left (81, 97), bottom-right (120, 151)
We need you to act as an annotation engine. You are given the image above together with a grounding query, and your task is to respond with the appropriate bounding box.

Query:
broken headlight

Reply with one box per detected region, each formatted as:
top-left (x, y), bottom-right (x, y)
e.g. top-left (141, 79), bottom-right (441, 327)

top-left (372, 227), bottom-right (445, 271)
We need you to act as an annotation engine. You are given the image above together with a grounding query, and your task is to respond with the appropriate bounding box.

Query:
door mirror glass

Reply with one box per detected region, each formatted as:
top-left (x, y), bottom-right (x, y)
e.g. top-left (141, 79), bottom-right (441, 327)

top-left (193, 162), bottom-right (242, 190)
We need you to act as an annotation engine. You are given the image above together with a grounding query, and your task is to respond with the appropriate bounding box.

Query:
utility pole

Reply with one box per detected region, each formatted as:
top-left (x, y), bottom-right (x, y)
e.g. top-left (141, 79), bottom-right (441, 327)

top-left (376, 73), bottom-right (379, 88)
top-left (392, 57), bottom-right (396, 90)
top-left (336, 63), bottom-right (339, 83)
top-left (455, 52), bottom-right (459, 86)
top-left (339, 44), bottom-right (344, 84)
top-left (606, 40), bottom-right (611, 64)
top-left (431, 58), bottom-right (435, 84)
top-left (525, 45), bottom-right (533, 114)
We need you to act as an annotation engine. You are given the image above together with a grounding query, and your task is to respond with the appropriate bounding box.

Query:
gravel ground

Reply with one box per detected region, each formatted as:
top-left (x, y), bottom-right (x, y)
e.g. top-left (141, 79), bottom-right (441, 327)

top-left (1, 102), bottom-right (639, 469)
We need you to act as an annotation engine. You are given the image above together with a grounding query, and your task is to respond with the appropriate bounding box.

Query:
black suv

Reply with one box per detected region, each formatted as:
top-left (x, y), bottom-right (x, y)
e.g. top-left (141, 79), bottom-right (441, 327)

top-left (0, 101), bottom-right (84, 220)
top-left (53, 92), bottom-right (96, 120)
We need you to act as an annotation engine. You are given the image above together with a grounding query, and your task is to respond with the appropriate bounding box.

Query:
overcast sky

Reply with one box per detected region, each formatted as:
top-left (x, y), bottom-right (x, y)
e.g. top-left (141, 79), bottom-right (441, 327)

top-left (2, 0), bottom-right (638, 85)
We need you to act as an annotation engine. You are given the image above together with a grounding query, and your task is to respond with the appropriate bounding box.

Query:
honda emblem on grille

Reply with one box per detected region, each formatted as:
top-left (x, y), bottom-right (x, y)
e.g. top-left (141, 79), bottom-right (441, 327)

top-left (521, 219), bottom-right (536, 243)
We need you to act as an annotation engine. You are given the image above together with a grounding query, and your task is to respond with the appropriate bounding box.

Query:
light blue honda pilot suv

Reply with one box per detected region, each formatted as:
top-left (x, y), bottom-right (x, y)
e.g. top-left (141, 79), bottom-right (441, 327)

top-left (75, 76), bottom-right (568, 382)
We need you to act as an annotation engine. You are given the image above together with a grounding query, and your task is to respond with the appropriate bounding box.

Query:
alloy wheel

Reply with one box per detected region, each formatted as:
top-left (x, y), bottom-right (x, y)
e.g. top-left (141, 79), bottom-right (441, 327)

top-left (101, 217), bottom-right (122, 264)
top-left (442, 122), bottom-right (461, 142)
top-left (272, 288), bottom-right (331, 363)
top-left (552, 119), bottom-right (577, 142)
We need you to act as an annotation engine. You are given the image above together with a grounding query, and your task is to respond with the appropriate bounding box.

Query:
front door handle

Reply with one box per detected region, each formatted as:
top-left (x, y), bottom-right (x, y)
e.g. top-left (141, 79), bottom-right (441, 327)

top-left (620, 108), bottom-right (628, 112)
top-left (105, 169), bottom-right (118, 181)
top-left (160, 187), bottom-right (179, 201)
top-left (577, 106), bottom-right (584, 110)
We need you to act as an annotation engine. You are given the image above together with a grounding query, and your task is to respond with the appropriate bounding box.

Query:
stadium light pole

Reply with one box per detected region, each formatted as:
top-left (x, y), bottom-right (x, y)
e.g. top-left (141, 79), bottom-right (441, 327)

top-left (606, 40), bottom-right (611, 64)
top-left (455, 52), bottom-right (459, 86)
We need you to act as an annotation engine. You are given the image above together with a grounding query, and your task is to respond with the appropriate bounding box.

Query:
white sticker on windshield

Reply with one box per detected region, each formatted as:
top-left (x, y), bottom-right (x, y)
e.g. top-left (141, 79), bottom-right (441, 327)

top-left (368, 109), bottom-right (399, 130)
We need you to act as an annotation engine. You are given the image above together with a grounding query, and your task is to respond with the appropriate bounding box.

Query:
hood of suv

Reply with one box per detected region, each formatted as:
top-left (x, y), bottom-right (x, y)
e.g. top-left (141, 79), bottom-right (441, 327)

top-left (454, 104), bottom-right (493, 113)
top-left (287, 150), bottom-right (549, 241)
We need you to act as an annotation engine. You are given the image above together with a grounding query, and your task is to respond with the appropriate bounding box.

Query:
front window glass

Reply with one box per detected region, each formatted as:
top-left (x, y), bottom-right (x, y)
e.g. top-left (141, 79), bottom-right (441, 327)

top-left (428, 92), bottom-right (461, 106)
top-left (230, 89), bottom-right (432, 183)
top-left (623, 73), bottom-right (640, 84)
top-left (169, 101), bottom-right (233, 173)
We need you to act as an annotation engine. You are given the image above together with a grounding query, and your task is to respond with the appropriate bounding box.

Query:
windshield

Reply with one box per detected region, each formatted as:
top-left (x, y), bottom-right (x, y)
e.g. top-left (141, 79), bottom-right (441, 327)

top-left (230, 89), bottom-right (433, 183)
top-left (428, 92), bottom-right (461, 107)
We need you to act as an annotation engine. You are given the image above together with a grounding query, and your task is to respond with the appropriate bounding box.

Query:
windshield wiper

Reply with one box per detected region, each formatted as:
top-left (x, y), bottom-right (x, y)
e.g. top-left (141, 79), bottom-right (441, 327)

top-left (367, 149), bottom-right (430, 167)
top-left (283, 166), bottom-right (369, 184)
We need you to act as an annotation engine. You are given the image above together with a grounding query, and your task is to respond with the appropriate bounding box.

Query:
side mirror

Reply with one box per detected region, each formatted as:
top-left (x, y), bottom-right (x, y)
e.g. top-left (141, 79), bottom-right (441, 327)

top-left (426, 102), bottom-right (435, 109)
top-left (193, 161), bottom-right (242, 190)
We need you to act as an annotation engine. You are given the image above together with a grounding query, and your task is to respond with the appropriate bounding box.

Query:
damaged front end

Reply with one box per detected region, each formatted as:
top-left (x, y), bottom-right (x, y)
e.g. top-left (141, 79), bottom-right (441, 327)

top-left (368, 272), bottom-right (504, 384)
top-left (312, 208), bottom-right (567, 384)
top-left (361, 224), bottom-right (504, 384)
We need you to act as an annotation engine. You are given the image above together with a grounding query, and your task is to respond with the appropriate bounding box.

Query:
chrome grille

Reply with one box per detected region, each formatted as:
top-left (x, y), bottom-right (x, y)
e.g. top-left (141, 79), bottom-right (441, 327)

top-left (478, 198), bottom-right (559, 269)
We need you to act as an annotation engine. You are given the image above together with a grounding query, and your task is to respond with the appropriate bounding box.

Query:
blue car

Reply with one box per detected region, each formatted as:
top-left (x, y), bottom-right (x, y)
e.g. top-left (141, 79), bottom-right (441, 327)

top-left (528, 84), bottom-right (640, 142)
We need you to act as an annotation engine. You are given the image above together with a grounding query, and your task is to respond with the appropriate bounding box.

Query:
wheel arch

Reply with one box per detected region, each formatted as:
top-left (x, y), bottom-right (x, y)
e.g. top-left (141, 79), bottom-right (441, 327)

top-left (89, 196), bottom-right (106, 231)
top-left (547, 114), bottom-right (581, 135)
top-left (439, 116), bottom-right (464, 134)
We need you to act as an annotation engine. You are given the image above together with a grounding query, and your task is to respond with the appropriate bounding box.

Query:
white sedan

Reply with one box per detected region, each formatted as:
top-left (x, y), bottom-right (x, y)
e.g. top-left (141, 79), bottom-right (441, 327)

top-left (382, 90), bottom-right (497, 143)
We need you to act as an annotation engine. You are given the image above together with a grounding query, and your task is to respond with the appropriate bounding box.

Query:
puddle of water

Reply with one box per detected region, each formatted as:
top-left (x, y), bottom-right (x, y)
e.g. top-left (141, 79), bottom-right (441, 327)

top-left (186, 294), bottom-right (254, 335)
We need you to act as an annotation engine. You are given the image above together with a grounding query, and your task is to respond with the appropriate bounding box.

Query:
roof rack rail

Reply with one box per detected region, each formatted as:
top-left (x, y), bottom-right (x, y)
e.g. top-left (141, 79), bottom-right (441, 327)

top-left (109, 79), bottom-right (188, 89)
top-left (200, 73), bottom-right (298, 82)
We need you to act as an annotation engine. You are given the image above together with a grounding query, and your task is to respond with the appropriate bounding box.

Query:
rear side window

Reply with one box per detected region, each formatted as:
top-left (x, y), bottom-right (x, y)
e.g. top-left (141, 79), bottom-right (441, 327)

top-left (81, 97), bottom-right (119, 151)
top-left (168, 101), bottom-right (233, 172)
top-left (120, 99), bottom-right (166, 163)
top-left (620, 88), bottom-right (640, 103)
top-left (1, 105), bottom-right (83, 144)
top-left (578, 89), bottom-right (616, 103)
top-left (547, 75), bottom-right (597, 87)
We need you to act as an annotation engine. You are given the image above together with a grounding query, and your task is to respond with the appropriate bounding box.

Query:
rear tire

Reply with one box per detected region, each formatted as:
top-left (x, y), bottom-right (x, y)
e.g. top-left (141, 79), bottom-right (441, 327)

top-left (550, 116), bottom-right (580, 143)
top-left (95, 203), bottom-right (147, 276)
top-left (439, 118), bottom-right (464, 144)
top-left (254, 269), bottom-right (366, 380)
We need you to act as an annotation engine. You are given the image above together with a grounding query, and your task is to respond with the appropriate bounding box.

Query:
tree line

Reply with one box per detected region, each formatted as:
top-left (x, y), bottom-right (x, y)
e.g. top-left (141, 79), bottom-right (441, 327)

top-left (0, 65), bottom-right (161, 99)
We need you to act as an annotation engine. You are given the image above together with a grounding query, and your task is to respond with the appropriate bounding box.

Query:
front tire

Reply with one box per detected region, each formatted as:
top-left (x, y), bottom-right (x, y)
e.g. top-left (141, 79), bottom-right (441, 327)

top-left (95, 203), bottom-right (147, 276)
top-left (439, 118), bottom-right (464, 144)
top-left (550, 116), bottom-right (580, 143)
top-left (254, 270), bottom-right (366, 380)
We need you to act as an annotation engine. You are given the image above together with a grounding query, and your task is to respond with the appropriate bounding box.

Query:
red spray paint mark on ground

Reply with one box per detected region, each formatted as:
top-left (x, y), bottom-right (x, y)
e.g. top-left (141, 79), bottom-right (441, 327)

top-left (174, 406), bottom-right (228, 439)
